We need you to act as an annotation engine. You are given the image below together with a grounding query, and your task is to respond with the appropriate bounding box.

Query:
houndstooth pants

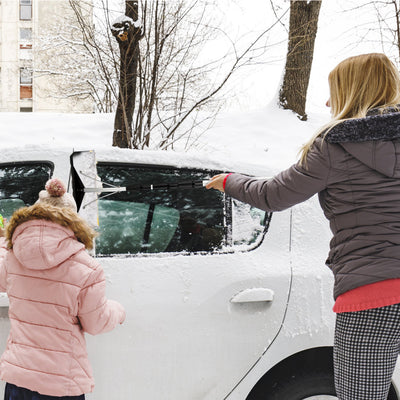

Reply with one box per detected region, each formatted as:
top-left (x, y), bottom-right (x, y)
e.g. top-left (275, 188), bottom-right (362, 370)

top-left (334, 303), bottom-right (400, 400)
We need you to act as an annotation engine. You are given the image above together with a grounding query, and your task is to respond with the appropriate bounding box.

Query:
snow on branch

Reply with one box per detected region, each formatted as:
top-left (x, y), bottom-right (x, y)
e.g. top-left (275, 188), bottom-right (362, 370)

top-left (111, 14), bottom-right (142, 43)
top-left (112, 14), bottom-right (140, 27)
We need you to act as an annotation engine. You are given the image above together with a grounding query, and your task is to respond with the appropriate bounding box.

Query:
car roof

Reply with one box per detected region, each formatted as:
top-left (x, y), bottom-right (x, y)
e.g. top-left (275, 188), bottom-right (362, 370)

top-left (2, 144), bottom-right (273, 177)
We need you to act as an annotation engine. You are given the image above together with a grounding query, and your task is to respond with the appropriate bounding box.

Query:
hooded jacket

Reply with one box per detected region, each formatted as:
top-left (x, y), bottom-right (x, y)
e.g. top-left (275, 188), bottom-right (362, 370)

top-left (0, 206), bottom-right (125, 396)
top-left (225, 109), bottom-right (400, 299)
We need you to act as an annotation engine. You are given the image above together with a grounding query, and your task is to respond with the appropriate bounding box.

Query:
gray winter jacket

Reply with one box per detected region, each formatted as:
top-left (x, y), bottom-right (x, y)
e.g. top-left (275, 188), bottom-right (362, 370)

top-left (225, 110), bottom-right (400, 299)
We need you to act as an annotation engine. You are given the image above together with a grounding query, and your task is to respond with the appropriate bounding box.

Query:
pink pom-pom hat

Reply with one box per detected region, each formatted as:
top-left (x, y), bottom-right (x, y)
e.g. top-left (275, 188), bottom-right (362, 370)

top-left (45, 178), bottom-right (67, 197)
top-left (36, 178), bottom-right (77, 212)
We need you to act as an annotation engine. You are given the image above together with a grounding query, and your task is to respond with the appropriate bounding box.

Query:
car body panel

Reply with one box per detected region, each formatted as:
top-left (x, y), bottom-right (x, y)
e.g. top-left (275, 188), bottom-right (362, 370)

top-left (0, 147), bottom-right (292, 399)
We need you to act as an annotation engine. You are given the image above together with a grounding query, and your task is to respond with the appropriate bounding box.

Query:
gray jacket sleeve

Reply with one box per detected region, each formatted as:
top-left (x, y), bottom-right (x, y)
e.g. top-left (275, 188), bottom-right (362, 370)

top-left (225, 139), bottom-right (332, 212)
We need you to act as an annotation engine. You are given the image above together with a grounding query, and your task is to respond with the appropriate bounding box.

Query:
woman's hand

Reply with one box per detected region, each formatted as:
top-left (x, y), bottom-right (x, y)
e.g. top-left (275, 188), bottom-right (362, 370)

top-left (205, 174), bottom-right (229, 193)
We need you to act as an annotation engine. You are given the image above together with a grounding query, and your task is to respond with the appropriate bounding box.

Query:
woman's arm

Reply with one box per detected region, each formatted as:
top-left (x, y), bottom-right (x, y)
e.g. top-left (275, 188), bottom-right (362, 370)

top-left (207, 139), bottom-right (333, 212)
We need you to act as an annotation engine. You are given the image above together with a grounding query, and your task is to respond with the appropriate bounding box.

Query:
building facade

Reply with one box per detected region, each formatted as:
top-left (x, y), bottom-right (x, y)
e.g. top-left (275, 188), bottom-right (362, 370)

top-left (0, 0), bottom-right (94, 113)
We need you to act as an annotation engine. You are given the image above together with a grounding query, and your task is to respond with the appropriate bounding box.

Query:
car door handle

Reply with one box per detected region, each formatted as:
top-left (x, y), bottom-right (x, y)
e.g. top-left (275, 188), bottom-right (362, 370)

top-left (230, 288), bottom-right (274, 303)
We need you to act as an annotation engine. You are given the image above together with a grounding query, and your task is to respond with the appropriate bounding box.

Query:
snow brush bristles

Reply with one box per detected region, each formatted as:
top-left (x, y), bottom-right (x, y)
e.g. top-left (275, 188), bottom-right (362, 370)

top-left (45, 178), bottom-right (66, 197)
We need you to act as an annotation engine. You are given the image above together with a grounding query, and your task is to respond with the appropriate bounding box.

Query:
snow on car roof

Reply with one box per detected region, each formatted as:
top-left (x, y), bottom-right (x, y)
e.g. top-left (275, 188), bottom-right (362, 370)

top-left (0, 105), bottom-right (329, 178)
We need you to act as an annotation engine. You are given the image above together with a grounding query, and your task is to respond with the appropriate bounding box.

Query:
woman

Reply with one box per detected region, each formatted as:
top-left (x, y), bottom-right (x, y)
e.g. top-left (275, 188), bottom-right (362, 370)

top-left (207, 53), bottom-right (400, 400)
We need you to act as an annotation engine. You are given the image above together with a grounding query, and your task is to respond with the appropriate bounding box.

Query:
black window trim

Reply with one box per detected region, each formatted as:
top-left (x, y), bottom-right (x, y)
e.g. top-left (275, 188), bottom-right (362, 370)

top-left (96, 161), bottom-right (225, 188)
top-left (94, 161), bottom-right (270, 258)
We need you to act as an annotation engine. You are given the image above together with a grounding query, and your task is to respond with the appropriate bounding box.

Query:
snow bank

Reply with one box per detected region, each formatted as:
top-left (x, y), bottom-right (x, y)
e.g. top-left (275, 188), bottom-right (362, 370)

top-left (0, 104), bottom-right (330, 177)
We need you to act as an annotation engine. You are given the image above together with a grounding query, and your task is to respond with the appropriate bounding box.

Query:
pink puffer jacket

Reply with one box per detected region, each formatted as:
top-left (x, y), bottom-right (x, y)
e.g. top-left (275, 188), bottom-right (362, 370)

top-left (0, 217), bottom-right (125, 396)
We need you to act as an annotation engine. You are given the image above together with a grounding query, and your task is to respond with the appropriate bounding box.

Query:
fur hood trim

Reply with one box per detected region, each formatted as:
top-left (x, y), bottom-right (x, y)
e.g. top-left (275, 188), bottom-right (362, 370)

top-left (6, 203), bottom-right (97, 249)
top-left (325, 109), bottom-right (400, 144)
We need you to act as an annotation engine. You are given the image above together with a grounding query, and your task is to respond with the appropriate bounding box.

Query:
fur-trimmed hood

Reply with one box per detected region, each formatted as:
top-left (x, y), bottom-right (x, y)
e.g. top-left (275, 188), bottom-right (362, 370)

top-left (324, 109), bottom-right (400, 178)
top-left (6, 203), bottom-right (97, 250)
top-left (325, 107), bottom-right (400, 143)
top-left (12, 219), bottom-right (84, 270)
top-left (6, 204), bottom-right (97, 270)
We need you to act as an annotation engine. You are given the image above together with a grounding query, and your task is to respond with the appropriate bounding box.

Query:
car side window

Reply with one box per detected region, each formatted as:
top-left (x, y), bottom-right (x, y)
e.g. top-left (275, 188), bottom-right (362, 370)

top-left (232, 200), bottom-right (269, 249)
top-left (0, 162), bottom-right (54, 219)
top-left (95, 163), bottom-right (268, 256)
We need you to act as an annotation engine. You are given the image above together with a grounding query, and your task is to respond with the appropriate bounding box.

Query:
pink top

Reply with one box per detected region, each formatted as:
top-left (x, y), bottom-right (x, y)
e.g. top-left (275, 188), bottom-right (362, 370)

top-left (333, 278), bottom-right (400, 313)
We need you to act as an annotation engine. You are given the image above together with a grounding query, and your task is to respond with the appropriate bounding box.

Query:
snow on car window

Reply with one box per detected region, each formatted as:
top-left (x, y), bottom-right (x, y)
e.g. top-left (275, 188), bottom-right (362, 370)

top-left (95, 163), bottom-right (225, 255)
top-left (231, 200), bottom-right (266, 249)
top-left (95, 163), bottom-right (267, 256)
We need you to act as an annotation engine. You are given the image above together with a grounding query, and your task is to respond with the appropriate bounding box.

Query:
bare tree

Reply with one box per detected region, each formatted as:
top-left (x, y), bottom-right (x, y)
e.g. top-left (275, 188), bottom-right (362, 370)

top-left (109, 0), bottom-right (231, 149)
top-left (36, 0), bottom-right (288, 149)
top-left (133, 0), bottom-right (223, 149)
top-left (279, 0), bottom-right (322, 120)
top-left (111, 0), bottom-right (143, 148)
top-left (33, 1), bottom-right (96, 112)
top-left (34, 0), bottom-right (118, 113)
top-left (373, 0), bottom-right (400, 63)
top-left (337, 1), bottom-right (400, 66)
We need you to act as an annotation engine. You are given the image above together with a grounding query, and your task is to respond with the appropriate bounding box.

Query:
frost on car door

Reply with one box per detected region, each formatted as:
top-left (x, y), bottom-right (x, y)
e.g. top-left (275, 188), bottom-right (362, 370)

top-left (81, 161), bottom-right (292, 400)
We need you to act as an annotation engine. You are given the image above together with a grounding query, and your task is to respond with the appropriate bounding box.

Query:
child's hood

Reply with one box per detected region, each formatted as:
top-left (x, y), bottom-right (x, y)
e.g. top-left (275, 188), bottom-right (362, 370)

top-left (12, 219), bottom-right (84, 270)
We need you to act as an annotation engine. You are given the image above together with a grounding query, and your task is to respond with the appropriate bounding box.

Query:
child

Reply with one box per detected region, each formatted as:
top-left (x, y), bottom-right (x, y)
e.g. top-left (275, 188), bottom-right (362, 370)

top-left (0, 178), bottom-right (125, 399)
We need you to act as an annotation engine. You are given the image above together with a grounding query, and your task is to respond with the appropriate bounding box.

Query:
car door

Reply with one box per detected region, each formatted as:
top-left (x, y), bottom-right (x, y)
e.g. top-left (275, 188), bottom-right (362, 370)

top-left (71, 151), bottom-right (292, 400)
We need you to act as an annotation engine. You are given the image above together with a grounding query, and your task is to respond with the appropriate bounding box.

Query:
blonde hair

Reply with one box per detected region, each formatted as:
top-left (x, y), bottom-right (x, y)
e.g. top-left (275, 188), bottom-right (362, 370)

top-left (6, 203), bottom-right (98, 250)
top-left (300, 53), bottom-right (400, 165)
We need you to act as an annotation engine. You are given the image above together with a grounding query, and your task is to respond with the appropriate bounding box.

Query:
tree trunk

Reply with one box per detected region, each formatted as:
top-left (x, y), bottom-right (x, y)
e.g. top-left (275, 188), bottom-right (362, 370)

top-left (279, 0), bottom-right (322, 121)
top-left (112, 0), bottom-right (143, 148)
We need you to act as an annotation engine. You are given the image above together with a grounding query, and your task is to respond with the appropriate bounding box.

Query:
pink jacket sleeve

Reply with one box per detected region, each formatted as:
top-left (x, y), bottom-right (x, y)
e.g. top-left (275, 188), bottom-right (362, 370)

top-left (78, 264), bottom-right (126, 335)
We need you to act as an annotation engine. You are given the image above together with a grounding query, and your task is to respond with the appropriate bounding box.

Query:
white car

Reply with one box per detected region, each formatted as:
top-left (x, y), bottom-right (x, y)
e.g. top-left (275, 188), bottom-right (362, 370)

top-left (0, 146), bottom-right (398, 400)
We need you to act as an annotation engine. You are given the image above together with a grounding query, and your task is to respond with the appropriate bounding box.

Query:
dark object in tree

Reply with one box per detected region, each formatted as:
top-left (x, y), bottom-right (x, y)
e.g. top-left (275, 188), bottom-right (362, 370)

top-left (279, 0), bottom-right (322, 121)
top-left (111, 0), bottom-right (143, 148)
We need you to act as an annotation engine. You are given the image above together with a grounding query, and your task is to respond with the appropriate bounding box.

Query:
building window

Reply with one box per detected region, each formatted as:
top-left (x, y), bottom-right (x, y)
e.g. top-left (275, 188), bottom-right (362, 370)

top-left (20, 28), bottom-right (32, 49)
top-left (20, 0), bottom-right (32, 21)
top-left (20, 68), bottom-right (32, 99)
top-left (20, 68), bottom-right (32, 84)
top-left (20, 28), bottom-right (32, 41)
top-left (20, 107), bottom-right (33, 112)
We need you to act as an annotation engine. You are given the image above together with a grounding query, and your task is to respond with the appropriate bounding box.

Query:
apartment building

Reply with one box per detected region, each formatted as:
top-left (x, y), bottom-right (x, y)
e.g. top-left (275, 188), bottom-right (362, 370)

top-left (0, 0), bottom-right (94, 112)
